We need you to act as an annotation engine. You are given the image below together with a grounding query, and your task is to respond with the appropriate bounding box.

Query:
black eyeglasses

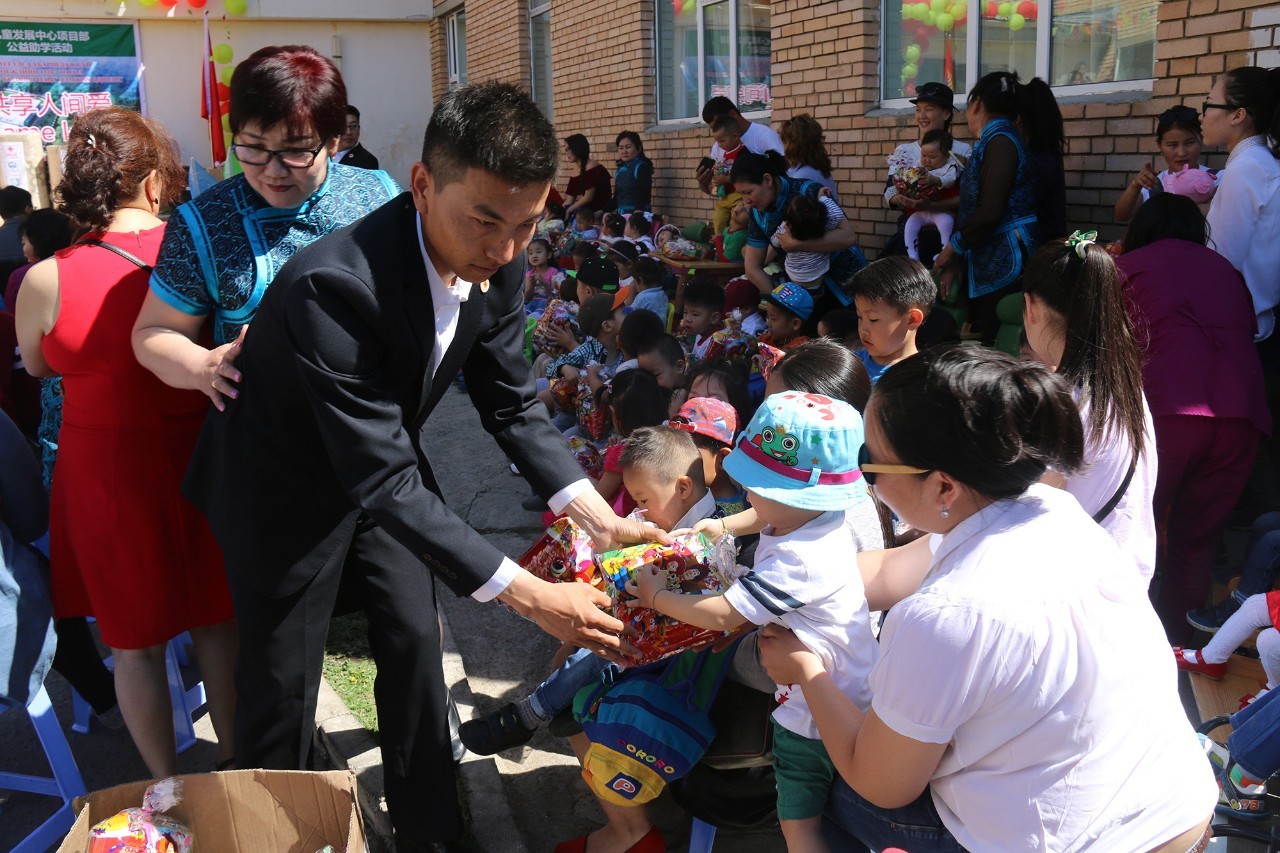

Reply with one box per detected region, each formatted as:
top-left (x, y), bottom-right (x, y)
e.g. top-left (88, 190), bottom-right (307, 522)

top-left (857, 444), bottom-right (931, 486)
top-left (1201, 101), bottom-right (1237, 117)
top-left (229, 141), bottom-right (326, 169)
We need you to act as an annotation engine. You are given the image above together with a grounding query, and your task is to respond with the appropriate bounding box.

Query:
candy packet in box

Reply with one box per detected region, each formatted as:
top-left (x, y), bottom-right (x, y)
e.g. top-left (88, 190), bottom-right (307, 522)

top-left (88, 777), bottom-right (192, 853)
top-left (597, 532), bottom-right (742, 665)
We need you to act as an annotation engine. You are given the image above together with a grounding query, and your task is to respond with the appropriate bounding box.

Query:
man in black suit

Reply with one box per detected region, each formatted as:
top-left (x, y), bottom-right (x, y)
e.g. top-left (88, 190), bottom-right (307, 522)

top-left (336, 104), bottom-right (379, 169)
top-left (185, 83), bottom-right (648, 851)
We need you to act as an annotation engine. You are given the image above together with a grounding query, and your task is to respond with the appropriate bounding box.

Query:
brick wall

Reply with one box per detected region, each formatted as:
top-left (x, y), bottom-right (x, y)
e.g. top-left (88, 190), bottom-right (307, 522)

top-left (439, 0), bottom-right (1280, 252)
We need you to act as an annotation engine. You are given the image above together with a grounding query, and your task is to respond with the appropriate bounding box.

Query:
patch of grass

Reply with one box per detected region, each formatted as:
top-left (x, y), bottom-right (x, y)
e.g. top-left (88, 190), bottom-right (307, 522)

top-left (322, 612), bottom-right (379, 742)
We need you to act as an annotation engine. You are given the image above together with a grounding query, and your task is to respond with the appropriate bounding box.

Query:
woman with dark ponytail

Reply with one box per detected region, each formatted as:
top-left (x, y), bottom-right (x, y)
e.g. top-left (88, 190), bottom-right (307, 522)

top-left (14, 107), bottom-right (239, 778)
top-left (1016, 77), bottom-right (1068, 241)
top-left (933, 71), bottom-right (1041, 344)
top-left (1203, 66), bottom-right (1280, 340)
top-left (757, 345), bottom-right (1216, 853)
top-left (1023, 234), bottom-right (1158, 587)
top-left (729, 149), bottom-right (866, 316)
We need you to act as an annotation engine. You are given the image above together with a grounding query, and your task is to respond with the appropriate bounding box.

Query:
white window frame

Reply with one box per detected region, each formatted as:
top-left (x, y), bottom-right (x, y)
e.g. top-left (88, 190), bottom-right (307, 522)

top-left (655, 0), bottom-right (771, 125)
top-left (446, 10), bottom-right (467, 89)
top-left (877, 0), bottom-right (1155, 110)
top-left (530, 0), bottom-right (552, 119)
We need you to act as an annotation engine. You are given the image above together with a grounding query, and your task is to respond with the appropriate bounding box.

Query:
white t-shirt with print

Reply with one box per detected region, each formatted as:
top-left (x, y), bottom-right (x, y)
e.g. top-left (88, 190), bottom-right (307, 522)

top-left (723, 510), bottom-right (877, 739)
top-left (710, 120), bottom-right (785, 160)
top-left (870, 484), bottom-right (1216, 852)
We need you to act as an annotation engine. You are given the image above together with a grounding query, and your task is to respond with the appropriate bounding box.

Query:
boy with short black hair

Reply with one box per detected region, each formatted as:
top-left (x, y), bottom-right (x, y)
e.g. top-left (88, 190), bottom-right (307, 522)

top-left (667, 396), bottom-right (745, 517)
top-left (679, 277), bottom-right (726, 358)
top-left (459, 426), bottom-right (721, 755)
top-left (760, 282), bottom-right (812, 350)
top-left (849, 256), bottom-right (935, 383)
top-left (572, 207), bottom-right (599, 241)
top-left (710, 115), bottom-right (745, 233)
top-left (630, 256), bottom-right (670, 321)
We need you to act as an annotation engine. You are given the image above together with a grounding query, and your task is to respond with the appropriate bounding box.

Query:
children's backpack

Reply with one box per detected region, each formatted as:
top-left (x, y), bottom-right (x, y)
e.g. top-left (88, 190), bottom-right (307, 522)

top-left (572, 642), bottom-right (739, 806)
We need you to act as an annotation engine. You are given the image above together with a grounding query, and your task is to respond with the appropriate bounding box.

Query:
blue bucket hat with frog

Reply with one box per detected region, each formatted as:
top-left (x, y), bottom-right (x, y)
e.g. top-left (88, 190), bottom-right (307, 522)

top-left (723, 391), bottom-right (868, 511)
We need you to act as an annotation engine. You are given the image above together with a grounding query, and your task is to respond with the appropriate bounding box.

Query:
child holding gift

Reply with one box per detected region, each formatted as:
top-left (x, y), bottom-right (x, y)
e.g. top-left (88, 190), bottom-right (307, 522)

top-left (631, 391), bottom-right (878, 853)
top-left (459, 426), bottom-right (722, 756)
top-left (850, 257), bottom-right (935, 384)
top-left (903, 129), bottom-right (962, 263)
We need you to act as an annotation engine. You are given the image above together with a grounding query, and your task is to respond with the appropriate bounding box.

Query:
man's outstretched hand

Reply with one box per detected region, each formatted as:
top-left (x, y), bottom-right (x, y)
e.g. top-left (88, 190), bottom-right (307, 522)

top-left (563, 488), bottom-right (672, 553)
top-left (498, 571), bottom-right (629, 663)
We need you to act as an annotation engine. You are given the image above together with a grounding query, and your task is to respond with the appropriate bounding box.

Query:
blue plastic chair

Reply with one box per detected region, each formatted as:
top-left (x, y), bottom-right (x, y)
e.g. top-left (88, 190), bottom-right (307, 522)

top-left (0, 684), bottom-right (88, 853)
top-left (71, 633), bottom-right (206, 752)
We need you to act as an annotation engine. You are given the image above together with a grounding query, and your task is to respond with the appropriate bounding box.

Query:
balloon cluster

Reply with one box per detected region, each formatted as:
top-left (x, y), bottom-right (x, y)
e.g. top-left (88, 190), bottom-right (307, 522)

top-left (135, 0), bottom-right (246, 12)
top-left (982, 0), bottom-right (1037, 29)
top-left (898, 0), bottom-right (966, 88)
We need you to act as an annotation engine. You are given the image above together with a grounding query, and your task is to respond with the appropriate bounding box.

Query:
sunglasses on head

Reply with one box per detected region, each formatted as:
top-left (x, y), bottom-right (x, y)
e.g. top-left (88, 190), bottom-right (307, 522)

top-left (857, 444), bottom-right (931, 486)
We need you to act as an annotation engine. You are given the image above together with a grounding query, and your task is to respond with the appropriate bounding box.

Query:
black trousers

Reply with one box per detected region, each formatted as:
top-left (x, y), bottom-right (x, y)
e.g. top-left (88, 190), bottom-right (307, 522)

top-left (228, 514), bottom-right (459, 848)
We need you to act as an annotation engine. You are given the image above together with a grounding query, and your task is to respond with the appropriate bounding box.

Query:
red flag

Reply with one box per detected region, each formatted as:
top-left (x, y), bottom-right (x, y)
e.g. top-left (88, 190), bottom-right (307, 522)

top-left (201, 14), bottom-right (226, 167)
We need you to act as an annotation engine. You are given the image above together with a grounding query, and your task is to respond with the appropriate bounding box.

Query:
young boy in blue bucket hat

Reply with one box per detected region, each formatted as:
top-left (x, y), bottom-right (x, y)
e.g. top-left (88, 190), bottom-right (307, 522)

top-left (629, 390), bottom-right (879, 852)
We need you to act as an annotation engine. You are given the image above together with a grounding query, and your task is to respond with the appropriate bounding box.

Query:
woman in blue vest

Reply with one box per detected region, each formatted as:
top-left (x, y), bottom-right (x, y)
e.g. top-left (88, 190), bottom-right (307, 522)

top-left (730, 150), bottom-right (866, 323)
top-left (613, 131), bottom-right (653, 216)
top-left (934, 71), bottom-right (1040, 345)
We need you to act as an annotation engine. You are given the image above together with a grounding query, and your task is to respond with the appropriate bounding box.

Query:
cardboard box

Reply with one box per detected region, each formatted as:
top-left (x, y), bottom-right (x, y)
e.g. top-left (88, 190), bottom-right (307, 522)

top-left (57, 769), bottom-right (366, 853)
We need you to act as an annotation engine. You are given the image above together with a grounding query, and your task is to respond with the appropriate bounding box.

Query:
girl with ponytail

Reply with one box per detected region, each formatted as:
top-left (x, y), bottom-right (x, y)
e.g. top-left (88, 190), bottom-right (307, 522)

top-left (1022, 234), bottom-right (1157, 586)
top-left (1203, 66), bottom-right (1280, 340)
top-left (756, 345), bottom-right (1216, 853)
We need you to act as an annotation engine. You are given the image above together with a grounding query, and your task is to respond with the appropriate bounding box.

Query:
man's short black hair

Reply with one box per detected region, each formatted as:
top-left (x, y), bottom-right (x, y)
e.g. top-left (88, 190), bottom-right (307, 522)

top-left (701, 96), bottom-right (739, 124)
top-left (421, 82), bottom-right (557, 187)
top-left (346, 104), bottom-right (360, 119)
top-left (0, 186), bottom-right (32, 219)
top-left (682, 277), bottom-right (725, 313)
top-left (921, 129), bottom-right (952, 153)
top-left (710, 114), bottom-right (739, 134)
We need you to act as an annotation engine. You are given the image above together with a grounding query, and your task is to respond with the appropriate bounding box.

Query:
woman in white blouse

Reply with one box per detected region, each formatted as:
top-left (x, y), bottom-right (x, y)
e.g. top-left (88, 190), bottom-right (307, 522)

top-left (758, 346), bottom-right (1216, 853)
top-left (1204, 66), bottom-right (1280, 341)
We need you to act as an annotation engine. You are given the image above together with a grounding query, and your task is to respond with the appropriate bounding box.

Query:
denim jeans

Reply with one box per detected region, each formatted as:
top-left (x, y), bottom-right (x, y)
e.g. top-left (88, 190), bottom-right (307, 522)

top-left (1229, 680), bottom-right (1280, 781)
top-left (1233, 512), bottom-right (1280, 601)
top-left (822, 778), bottom-right (965, 853)
top-left (529, 647), bottom-right (618, 720)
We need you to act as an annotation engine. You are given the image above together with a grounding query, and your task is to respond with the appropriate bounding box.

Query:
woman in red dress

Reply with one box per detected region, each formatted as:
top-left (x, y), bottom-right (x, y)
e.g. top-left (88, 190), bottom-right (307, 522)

top-left (15, 107), bottom-right (237, 777)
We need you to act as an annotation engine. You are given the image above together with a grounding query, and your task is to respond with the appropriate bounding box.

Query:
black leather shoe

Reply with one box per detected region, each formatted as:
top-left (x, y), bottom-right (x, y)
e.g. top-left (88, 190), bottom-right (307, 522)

top-left (458, 703), bottom-right (534, 755)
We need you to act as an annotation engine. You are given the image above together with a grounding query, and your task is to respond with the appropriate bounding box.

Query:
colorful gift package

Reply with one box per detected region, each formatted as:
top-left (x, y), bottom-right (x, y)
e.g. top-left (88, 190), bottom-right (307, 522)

top-left (575, 378), bottom-right (610, 441)
top-left (531, 298), bottom-right (580, 357)
top-left (566, 434), bottom-right (604, 480)
top-left (517, 517), bottom-right (603, 590)
top-left (87, 778), bottom-right (192, 853)
top-left (596, 533), bottom-right (741, 664)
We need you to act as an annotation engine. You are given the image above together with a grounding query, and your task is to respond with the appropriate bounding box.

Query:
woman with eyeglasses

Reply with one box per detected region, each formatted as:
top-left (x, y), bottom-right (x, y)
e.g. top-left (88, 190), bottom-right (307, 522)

top-left (1203, 66), bottom-right (1280, 342)
top-left (132, 45), bottom-right (399, 410)
top-left (757, 345), bottom-right (1217, 853)
top-left (14, 107), bottom-right (240, 777)
top-left (1114, 105), bottom-right (1218, 223)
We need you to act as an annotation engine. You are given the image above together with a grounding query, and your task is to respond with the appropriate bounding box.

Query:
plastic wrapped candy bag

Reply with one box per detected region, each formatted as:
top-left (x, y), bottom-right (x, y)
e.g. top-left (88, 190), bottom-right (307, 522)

top-left (532, 298), bottom-right (580, 357)
top-left (517, 517), bottom-right (604, 591)
top-left (549, 375), bottom-right (579, 412)
top-left (697, 309), bottom-right (757, 365)
top-left (576, 377), bottom-right (611, 441)
top-left (88, 777), bottom-right (192, 853)
top-left (662, 237), bottom-right (702, 261)
top-left (1162, 164), bottom-right (1218, 204)
top-left (567, 434), bottom-right (604, 480)
top-left (597, 532), bottom-right (744, 665)
top-left (888, 150), bottom-right (933, 201)
top-left (753, 342), bottom-right (785, 379)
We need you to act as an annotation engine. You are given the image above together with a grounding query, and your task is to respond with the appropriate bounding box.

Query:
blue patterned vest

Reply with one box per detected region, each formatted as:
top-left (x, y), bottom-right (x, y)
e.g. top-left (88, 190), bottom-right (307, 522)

top-left (955, 117), bottom-right (1038, 298)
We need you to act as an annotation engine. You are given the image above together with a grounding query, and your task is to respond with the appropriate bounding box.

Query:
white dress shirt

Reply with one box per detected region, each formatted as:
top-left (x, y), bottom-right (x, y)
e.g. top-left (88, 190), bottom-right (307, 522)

top-left (1207, 135), bottom-right (1280, 341)
top-left (415, 217), bottom-right (592, 601)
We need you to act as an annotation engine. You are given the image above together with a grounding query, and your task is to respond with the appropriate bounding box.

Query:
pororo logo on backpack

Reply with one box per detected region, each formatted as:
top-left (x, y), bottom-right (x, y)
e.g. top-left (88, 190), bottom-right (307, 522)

top-left (607, 773), bottom-right (641, 800)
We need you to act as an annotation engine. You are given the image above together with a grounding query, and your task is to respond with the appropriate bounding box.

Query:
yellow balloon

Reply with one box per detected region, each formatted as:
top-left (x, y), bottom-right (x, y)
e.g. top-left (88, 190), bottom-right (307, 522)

top-left (936, 12), bottom-right (954, 30)
top-left (930, 0), bottom-right (947, 12)
top-left (923, 10), bottom-right (936, 26)
top-left (219, 65), bottom-right (236, 86)
top-left (1008, 12), bottom-right (1026, 28)
top-left (138, 0), bottom-right (158, 6)
top-left (221, 113), bottom-right (231, 132)
top-left (997, 1), bottom-right (1012, 15)
top-left (225, 0), bottom-right (248, 15)
top-left (212, 43), bottom-right (234, 64)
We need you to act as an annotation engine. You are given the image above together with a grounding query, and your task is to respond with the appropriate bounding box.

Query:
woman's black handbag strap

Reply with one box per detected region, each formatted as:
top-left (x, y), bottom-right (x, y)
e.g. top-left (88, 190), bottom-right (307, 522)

top-left (1093, 452), bottom-right (1138, 525)
top-left (77, 238), bottom-right (152, 271)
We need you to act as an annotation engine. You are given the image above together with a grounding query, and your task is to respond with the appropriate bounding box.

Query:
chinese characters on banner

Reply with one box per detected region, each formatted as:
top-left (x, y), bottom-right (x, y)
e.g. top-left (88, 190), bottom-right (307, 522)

top-left (0, 21), bottom-right (143, 145)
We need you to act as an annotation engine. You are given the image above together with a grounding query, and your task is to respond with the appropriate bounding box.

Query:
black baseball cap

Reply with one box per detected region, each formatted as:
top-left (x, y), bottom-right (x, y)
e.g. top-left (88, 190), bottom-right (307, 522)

top-left (576, 255), bottom-right (620, 293)
top-left (910, 82), bottom-right (956, 110)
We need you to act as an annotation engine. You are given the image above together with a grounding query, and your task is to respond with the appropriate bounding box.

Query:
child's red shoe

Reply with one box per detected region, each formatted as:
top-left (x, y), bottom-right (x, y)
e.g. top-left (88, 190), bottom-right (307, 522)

top-left (1174, 646), bottom-right (1228, 680)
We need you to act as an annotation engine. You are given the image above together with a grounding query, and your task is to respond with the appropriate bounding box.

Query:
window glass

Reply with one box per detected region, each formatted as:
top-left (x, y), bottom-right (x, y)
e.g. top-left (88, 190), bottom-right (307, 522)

top-left (530, 8), bottom-right (553, 118)
top-left (447, 11), bottom-right (468, 88)
top-left (703, 1), bottom-right (731, 103)
top-left (657, 0), bottom-right (700, 119)
top-left (736, 0), bottom-right (771, 111)
top-left (883, 0), bottom-right (969, 101)
top-left (1050, 0), bottom-right (1157, 85)
top-left (979, 1), bottom-right (1035, 80)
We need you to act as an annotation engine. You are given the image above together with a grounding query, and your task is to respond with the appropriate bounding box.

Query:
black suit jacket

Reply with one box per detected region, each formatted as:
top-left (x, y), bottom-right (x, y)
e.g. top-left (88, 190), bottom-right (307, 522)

top-left (184, 193), bottom-right (583, 599)
top-left (338, 144), bottom-right (379, 170)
